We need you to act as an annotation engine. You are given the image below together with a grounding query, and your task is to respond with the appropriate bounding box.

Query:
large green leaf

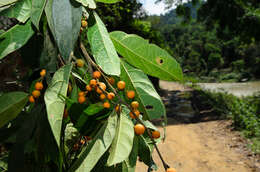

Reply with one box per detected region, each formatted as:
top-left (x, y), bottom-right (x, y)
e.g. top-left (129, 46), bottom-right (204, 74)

top-left (45, 0), bottom-right (82, 61)
top-left (0, 0), bottom-right (18, 6)
top-left (95, 0), bottom-right (120, 3)
top-left (120, 60), bottom-right (166, 120)
top-left (83, 103), bottom-right (104, 116)
top-left (1, 0), bottom-right (32, 23)
top-left (0, 92), bottom-right (28, 128)
top-left (44, 64), bottom-right (72, 147)
top-left (0, 20), bottom-right (34, 60)
top-left (87, 11), bottom-right (120, 76)
top-left (110, 31), bottom-right (183, 81)
top-left (74, 0), bottom-right (96, 9)
top-left (107, 107), bottom-right (134, 166)
top-left (68, 111), bottom-right (118, 172)
top-left (122, 136), bottom-right (139, 172)
top-left (31, 0), bottom-right (47, 29)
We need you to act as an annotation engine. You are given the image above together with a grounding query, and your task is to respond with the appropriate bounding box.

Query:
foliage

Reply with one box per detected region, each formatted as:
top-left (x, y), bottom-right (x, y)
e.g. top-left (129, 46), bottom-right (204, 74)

top-left (0, 0), bottom-right (182, 171)
top-left (192, 89), bottom-right (260, 153)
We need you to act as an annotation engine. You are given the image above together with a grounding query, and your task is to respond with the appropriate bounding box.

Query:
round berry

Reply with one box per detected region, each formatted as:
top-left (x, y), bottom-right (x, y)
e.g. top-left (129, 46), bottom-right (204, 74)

top-left (127, 90), bottom-right (135, 99)
top-left (129, 110), bottom-right (140, 119)
top-left (134, 124), bottom-right (145, 135)
top-left (35, 82), bottom-right (43, 90)
top-left (117, 81), bottom-right (125, 90)
top-left (78, 96), bottom-right (86, 104)
top-left (32, 90), bottom-right (41, 98)
top-left (92, 71), bottom-right (101, 79)
top-left (152, 130), bottom-right (160, 139)
top-left (103, 101), bottom-right (110, 108)
top-left (81, 20), bottom-right (88, 28)
top-left (76, 59), bottom-right (84, 67)
top-left (100, 94), bottom-right (106, 100)
top-left (29, 96), bottom-right (35, 103)
top-left (107, 92), bottom-right (115, 100)
top-left (90, 79), bottom-right (97, 87)
top-left (40, 69), bottom-right (46, 77)
top-left (86, 85), bottom-right (92, 91)
top-left (131, 101), bottom-right (139, 109)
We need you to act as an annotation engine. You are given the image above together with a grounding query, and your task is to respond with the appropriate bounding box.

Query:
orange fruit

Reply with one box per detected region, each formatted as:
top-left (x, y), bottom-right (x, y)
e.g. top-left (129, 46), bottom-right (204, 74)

top-left (80, 139), bottom-right (86, 145)
top-left (152, 130), bottom-right (160, 139)
top-left (29, 96), bottom-right (35, 103)
top-left (32, 90), bottom-right (41, 98)
top-left (96, 82), bottom-right (106, 94)
top-left (90, 79), bottom-right (97, 87)
top-left (129, 110), bottom-right (140, 119)
top-left (131, 101), bottom-right (139, 109)
top-left (78, 91), bottom-right (85, 97)
top-left (108, 77), bottom-right (115, 85)
top-left (134, 124), bottom-right (145, 135)
top-left (107, 92), bottom-right (115, 100)
top-left (63, 109), bottom-right (68, 118)
top-left (115, 104), bottom-right (121, 112)
top-left (68, 83), bottom-right (72, 93)
top-left (103, 101), bottom-right (110, 108)
top-left (78, 96), bottom-right (86, 104)
top-left (92, 71), bottom-right (101, 79)
top-left (40, 69), bottom-right (46, 77)
top-left (76, 59), bottom-right (84, 67)
top-left (117, 81), bottom-right (125, 90)
top-left (35, 82), bottom-right (43, 90)
top-left (81, 20), bottom-right (88, 28)
top-left (127, 90), bottom-right (135, 99)
top-left (86, 84), bottom-right (92, 91)
top-left (100, 94), bottom-right (106, 100)
top-left (166, 168), bottom-right (177, 172)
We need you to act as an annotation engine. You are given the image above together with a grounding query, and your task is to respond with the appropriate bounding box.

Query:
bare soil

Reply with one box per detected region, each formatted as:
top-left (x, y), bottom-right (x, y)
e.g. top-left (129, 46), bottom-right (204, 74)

top-left (136, 81), bottom-right (260, 172)
top-left (136, 119), bottom-right (260, 172)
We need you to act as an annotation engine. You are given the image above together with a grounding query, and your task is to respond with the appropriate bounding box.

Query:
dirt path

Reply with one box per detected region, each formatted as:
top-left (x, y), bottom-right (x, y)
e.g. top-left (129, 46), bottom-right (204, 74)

top-left (136, 81), bottom-right (260, 172)
top-left (136, 119), bottom-right (259, 172)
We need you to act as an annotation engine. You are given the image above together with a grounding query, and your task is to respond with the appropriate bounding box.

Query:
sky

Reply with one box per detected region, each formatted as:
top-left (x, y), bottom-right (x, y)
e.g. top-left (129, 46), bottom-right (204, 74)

top-left (140, 0), bottom-right (174, 15)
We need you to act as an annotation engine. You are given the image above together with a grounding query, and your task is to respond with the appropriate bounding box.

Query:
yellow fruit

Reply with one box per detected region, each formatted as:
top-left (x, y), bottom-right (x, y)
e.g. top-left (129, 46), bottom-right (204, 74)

top-left (92, 71), bottom-right (101, 79)
top-left (107, 92), bottom-right (115, 100)
top-left (96, 82), bottom-right (106, 94)
top-left (86, 85), bottom-right (92, 91)
top-left (152, 130), bottom-right (160, 139)
top-left (134, 124), bottom-right (145, 135)
top-left (100, 94), bottom-right (106, 100)
top-left (127, 90), bottom-right (135, 99)
top-left (103, 101), bottom-right (110, 108)
top-left (40, 69), bottom-right (46, 77)
top-left (78, 96), bottom-right (86, 104)
top-left (35, 82), bottom-right (43, 90)
top-left (81, 20), bottom-right (88, 28)
top-left (131, 101), bottom-right (139, 109)
top-left (166, 168), bottom-right (177, 172)
top-left (76, 59), bottom-right (84, 67)
top-left (29, 96), bottom-right (35, 103)
top-left (129, 110), bottom-right (140, 119)
top-left (115, 104), bottom-right (121, 112)
top-left (32, 90), bottom-right (41, 98)
top-left (117, 81), bottom-right (125, 90)
top-left (90, 79), bottom-right (97, 87)
top-left (78, 91), bottom-right (85, 97)
top-left (108, 77), bottom-right (115, 85)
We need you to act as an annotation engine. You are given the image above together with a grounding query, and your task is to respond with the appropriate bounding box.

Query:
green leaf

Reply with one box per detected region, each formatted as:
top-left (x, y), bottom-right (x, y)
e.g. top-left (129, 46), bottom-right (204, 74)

top-left (74, 0), bottom-right (96, 9)
top-left (1, 0), bottom-right (32, 23)
top-left (110, 31), bottom-right (183, 81)
top-left (95, 0), bottom-right (120, 3)
top-left (45, 0), bottom-right (82, 61)
top-left (0, 92), bottom-right (28, 128)
top-left (87, 11), bottom-right (120, 76)
top-left (31, 0), bottom-right (47, 29)
top-left (107, 107), bottom-right (134, 166)
top-left (122, 136), bottom-right (139, 172)
top-left (84, 103), bottom-right (104, 116)
top-left (120, 60), bottom-right (166, 120)
top-left (44, 64), bottom-right (72, 147)
top-left (138, 135), bottom-right (154, 167)
top-left (0, 20), bottom-right (34, 60)
top-left (0, 0), bottom-right (18, 6)
top-left (68, 111), bottom-right (118, 172)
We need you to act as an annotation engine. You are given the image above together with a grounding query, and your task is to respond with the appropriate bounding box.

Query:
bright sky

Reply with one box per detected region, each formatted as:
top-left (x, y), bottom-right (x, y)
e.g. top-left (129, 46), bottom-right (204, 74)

top-left (140, 0), bottom-right (174, 15)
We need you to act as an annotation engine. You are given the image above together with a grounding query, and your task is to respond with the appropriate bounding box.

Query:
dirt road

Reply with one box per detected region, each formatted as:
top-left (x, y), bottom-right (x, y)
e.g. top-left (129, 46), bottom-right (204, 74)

top-left (136, 119), bottom-right (259, 172)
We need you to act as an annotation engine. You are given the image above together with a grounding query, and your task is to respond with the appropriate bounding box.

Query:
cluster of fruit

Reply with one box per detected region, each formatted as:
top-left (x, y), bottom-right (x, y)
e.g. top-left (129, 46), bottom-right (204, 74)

top-left (29, 69), bottom-right (46, 103)
top-left (76, 59), bottom-right (161, 140)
